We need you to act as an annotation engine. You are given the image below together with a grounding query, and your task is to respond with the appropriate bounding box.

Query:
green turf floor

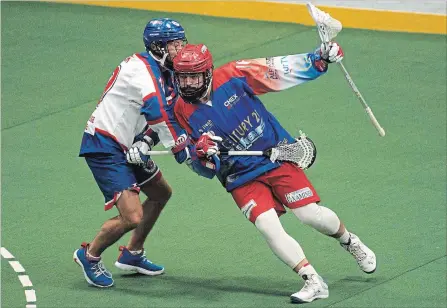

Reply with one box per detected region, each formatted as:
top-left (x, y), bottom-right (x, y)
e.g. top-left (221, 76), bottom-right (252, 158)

top-left (1, 2), bottom-right (446, 307)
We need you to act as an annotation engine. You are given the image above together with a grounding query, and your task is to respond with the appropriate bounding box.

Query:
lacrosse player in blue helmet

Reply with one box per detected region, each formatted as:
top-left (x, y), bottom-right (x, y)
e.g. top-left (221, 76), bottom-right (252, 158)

top-left (74, 18), bottom-right (189, 288)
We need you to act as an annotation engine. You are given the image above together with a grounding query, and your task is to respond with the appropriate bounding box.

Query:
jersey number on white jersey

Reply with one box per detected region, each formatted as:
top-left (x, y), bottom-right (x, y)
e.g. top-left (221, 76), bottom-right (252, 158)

top-left (99, 65), bottom-right (121, 104)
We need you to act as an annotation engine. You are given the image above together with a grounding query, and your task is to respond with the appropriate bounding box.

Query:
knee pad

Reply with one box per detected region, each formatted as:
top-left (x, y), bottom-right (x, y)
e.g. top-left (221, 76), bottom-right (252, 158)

top-left (292, 203), bottom-right (340, 235)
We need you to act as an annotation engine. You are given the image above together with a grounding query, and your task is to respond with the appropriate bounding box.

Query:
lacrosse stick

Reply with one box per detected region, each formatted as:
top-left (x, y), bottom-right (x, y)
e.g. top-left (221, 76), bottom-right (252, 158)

top-left (306, 2), bottom-right (386, 137)
top-left (147, 131), bottom-right (317, 170)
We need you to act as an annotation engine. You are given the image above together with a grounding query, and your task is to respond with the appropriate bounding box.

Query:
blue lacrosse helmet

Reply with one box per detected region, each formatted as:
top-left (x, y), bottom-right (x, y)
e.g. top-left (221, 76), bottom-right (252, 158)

top-left (143, 18), bottom-right (187, 69)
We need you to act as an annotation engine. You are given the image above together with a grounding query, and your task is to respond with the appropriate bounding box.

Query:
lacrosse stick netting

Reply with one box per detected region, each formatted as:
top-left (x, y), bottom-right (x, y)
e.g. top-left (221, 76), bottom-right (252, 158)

top-left (266, 133), bottom-right (316, 169)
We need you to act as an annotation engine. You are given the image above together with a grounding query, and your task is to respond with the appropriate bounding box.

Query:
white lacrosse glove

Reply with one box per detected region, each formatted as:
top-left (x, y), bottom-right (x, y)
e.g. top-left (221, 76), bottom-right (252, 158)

top-left (126, 135), bottom-right (154, 167)
top-left (195, 132), bottom-right (223, 159)
top-left (320, 41), bottom-right (344, 63)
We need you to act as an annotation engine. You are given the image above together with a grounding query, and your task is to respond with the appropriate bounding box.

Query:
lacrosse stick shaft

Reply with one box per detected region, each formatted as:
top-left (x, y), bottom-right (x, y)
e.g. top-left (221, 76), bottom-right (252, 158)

top-left (306, 2), bottom-right (385, 137)
top-left (337, 62), bottom-right (386, 137)
top-left (146, 150), bottom-right (172, 155)
top-left (146, 150), bottom-right (264, 156)
top-left (221, 151), bottom-right (263, 156)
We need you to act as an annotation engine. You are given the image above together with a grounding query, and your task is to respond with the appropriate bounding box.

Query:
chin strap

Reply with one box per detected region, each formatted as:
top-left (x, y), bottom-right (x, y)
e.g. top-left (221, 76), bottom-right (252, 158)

top-left (149, 50), bottom-right (169, 69)
top-left (199, 76), bottom-right (213, 101)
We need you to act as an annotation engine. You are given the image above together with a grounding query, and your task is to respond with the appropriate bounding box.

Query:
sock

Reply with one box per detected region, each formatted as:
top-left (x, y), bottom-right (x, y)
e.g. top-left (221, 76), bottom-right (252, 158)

top-left (129, 249), bottom-right (143, 255)
top-left (337, 230), bottom-right (351, 245)
top-left (86, 249), bottom-right (101, 262)
top-left (298, 263), bottom-right (318, 280)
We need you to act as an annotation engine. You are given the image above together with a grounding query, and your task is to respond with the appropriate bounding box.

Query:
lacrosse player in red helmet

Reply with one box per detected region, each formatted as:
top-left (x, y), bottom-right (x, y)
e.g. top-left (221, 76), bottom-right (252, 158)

top-left (169, 43), bottom-right (377, 303)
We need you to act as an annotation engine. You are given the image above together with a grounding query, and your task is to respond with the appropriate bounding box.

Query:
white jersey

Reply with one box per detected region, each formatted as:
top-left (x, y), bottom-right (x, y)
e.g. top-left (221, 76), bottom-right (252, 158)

top-left (80, 52), bottom-right (178, 155)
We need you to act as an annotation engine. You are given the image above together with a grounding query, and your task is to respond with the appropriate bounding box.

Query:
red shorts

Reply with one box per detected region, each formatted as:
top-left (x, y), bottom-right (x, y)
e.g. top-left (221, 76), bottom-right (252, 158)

top-left (231, 162), bottom-right (320, 223)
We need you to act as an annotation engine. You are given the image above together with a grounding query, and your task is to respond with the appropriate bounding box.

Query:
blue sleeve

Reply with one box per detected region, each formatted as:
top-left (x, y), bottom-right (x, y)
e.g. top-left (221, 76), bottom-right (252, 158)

top-left (141, 94), bottom-right (186, 149)
top-left (141, 95), bottom-right (165, 122)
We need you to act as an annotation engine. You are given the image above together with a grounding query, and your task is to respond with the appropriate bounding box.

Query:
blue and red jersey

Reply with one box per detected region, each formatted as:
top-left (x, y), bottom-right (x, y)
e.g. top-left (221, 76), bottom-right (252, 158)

top-left (174, 51), bottom-right (327, 191)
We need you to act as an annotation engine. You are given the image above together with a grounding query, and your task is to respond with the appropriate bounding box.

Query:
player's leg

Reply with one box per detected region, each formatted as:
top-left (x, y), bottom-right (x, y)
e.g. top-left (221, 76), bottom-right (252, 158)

top-left (115, 161), bottom-right (169, 275)
top-left (74, 154), bottom-right (143, 287)
top-left (127, 162), bottom-right (171, 250)
top-left (293, 203), bottom-right (376, 273)
top-left (271, 163), bottom-right (376, 273)
top-left (231, 181), bottom-right (328, 303)
top-left (89, 189), bottom-right (143, 256)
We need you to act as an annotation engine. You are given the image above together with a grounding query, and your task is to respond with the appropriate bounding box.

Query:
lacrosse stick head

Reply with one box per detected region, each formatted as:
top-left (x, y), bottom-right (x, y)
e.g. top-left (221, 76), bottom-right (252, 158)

top-left (306, 2), bottom-right (342, 43)
top-left (268, 131), bottom-right (317, 170)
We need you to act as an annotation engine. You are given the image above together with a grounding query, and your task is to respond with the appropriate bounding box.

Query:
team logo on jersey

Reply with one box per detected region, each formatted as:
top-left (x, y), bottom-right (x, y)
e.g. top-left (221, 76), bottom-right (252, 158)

top-left (223, 94), bottom-right (239, 109)
top-left (285, 187), bottom-right (313, 203)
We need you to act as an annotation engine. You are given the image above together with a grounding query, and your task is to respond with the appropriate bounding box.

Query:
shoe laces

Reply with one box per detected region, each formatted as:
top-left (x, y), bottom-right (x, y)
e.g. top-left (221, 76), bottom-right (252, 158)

top-left (302, 275), bottom-right (319, 293)
top-left (92, 260), bottom-right (111, 278)
top-left (140, 251), bottom-right (152, 264)
top-left (347, 242), bottom-right (367, 262)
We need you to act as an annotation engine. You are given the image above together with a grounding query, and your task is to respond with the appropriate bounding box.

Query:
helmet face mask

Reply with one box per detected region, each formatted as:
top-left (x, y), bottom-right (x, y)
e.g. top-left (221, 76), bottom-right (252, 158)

top-left (143, 18), bottom-right (187, 70)
top-left (175, 69), bottom-right (213, 103)
top-left (149, 39), bottom-right (187, 70)
top-left (173, 44), bottom-right (214, 104)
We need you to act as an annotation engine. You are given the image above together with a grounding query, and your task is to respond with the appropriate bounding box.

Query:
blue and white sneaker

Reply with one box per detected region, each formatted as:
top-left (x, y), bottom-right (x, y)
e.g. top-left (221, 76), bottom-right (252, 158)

top-left (73, 242), bottom-right (114, 288)
top-left (115, 246), bottom-right (164, 276)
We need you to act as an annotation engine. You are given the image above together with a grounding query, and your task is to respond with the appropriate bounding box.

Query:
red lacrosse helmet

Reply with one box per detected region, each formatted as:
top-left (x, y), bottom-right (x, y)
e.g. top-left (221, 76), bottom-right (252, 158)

top-left (173, 44), bottom-right (214, 103)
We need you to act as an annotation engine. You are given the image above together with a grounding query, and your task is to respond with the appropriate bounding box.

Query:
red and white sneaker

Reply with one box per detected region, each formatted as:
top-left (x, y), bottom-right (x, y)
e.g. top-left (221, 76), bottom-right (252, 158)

top-left (290, 274), bottom-right (329, 303)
